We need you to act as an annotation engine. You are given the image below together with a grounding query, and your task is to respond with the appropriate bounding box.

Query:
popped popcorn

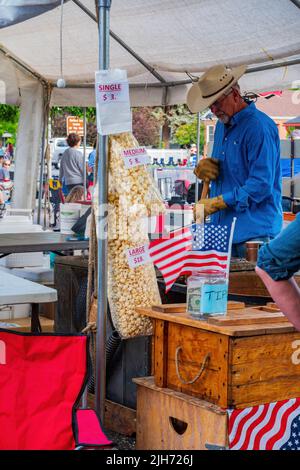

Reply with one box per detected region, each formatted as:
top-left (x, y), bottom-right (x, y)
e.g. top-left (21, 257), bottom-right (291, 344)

top-left (107, 133), bottom-right (165, 338)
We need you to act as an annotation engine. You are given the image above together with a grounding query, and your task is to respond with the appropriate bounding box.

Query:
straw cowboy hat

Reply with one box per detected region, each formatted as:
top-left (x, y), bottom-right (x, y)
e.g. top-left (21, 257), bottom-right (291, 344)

top-left (186, 64), bottom-right (247, 113)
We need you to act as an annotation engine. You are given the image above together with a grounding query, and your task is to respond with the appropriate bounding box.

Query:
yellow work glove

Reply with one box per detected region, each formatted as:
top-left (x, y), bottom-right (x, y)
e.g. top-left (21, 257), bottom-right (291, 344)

top-left (193, 195), bottom-right (227, 222)
top-left (194, 157), bottom-right (219, 182)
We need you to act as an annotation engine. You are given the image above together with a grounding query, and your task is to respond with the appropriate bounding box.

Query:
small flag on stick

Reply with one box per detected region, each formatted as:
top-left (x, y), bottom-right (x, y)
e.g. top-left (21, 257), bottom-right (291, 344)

top-left (148, 220), bottom-right (236, 292)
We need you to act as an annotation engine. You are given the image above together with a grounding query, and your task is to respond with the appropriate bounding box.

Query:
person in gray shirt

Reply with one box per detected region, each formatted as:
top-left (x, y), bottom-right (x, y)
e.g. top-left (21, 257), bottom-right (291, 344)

top-left (59, 133), bottom-right (84, 194)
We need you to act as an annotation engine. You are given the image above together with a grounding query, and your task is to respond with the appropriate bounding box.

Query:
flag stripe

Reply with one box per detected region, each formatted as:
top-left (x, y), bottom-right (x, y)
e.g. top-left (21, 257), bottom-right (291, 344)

top-left (246, 404), bottom-right (271, 450)
top-left (150, 241), bottom-right (192, 263)
top-left (252, 402), bottom-right (278, 450)
top-left (259, 400), bottom-right (293, 450)
top-left (159, 252), bottom-right (229, 276)
top-left (149, 226), bottom-right (192, 249)
top-left (272, 403), bottom-right (300, 450)
top-left (229, 407), bottom-right (255, 441)
top-left (230, 407), bottom-right (261, 449)
top-left (265, 399), bottom-right (298, 450)
top-left (236, 406), bottom-right (267, 451)
top-left (157, 257), bottom-right (190, 278)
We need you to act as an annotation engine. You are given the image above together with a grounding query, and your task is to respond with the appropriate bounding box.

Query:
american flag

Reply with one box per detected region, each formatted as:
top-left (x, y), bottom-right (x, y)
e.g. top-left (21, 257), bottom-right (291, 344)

top-left (149, 221), bottom-right (235, 292)
top-left (228, 398), bottom-right (300, 450)
top-left (149, 225), bottom-right (193, 292)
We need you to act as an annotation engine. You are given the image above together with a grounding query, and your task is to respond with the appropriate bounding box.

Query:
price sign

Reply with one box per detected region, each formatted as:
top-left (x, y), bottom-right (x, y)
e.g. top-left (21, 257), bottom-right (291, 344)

top-left (97, 82), bottom-right (129, 104)
top-left (95, 69), bottom-right (132, 135)
top-left (126, 244), bottom-right (151, 268)
top-left (122, 147), bottom-right (150, 169)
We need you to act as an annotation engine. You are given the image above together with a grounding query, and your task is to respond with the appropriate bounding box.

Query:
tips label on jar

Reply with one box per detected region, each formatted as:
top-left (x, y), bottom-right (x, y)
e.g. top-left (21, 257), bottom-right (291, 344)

top-left (201, 283), bottom-right (228, 315)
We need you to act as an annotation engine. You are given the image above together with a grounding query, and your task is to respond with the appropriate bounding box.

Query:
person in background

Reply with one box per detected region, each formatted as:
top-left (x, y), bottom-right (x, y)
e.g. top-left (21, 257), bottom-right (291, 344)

top-left (189, 144), bottom-right (198, 166)
top-left (0, 159), bottom-right (13, 187)
top-left (59, 133), bottom-right (84, 194)
top-left (6, 142), bottom-right (13, 158)
top-left (0, 159), bottom-right (13, 203)
top-left (187, 64), bottom-right (282, 258)
top-left (65, 185), bottom-right (85, 203)
top-left (0, 190), bottom-right (5, 218)
top-left (256, 214), bottom-right (300, 331)
top-left (88, 141), bottom-right (96, 184)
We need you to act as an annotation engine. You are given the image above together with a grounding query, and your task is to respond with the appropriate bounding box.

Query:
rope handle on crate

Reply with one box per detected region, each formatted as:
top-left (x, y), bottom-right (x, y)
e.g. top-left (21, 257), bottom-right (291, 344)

top-left (175, 347), bottom-right (210, 385)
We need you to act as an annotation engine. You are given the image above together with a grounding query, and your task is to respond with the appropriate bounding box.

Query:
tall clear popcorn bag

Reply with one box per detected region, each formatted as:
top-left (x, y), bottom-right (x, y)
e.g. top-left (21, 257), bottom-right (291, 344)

top-left (107, 133), bottom-right (165, 338)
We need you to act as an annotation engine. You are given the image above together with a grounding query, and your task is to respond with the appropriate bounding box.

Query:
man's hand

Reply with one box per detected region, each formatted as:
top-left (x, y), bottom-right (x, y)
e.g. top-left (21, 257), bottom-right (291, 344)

top-left (194, 157), bottom-right (219, 182)
top-left (193, 195), bottom-right (227, 221)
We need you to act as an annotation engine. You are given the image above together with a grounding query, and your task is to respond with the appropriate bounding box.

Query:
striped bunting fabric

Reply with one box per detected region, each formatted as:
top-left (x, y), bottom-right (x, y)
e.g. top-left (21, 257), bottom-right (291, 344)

top-left (228, 398), bottom-right (300, 450)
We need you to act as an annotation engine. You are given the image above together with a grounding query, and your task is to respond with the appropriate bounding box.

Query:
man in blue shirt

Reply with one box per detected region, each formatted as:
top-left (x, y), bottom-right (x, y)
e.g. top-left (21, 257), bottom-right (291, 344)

top-left (187, 64), bottom-right (282, 257)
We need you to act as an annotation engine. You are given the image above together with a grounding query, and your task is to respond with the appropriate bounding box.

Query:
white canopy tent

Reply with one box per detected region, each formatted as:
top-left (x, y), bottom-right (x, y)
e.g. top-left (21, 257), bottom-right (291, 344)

top-left (1, 0), bottom-right (300, 107)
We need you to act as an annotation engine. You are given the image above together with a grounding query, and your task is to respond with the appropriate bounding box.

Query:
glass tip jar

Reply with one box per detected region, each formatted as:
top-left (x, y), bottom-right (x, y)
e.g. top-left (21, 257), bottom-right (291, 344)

top-left (186, 270), bottom-right (228, 317)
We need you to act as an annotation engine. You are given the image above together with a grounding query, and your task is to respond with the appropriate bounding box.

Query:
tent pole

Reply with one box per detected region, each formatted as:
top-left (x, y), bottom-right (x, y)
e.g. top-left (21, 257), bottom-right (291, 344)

top-left (37, 86), bottom-right (48, 226)
top-left (95, 0), bottom-right (111, 423)
top-left (195, 112), bottom-right (201, 203)
top-left (83, 107), bottom-right (87, 199)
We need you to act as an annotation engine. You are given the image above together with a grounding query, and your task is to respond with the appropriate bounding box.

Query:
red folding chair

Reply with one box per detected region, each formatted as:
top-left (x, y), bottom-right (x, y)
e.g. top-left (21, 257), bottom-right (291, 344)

top-left (0, 330), bottom-right (112, 450)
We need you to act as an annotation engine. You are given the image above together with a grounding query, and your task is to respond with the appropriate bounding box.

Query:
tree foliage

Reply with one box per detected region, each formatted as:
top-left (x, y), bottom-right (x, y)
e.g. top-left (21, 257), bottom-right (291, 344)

top-left (0, 104), bottom-right (19, 122)
top-left (50, 107), bottom-right (96, 144)
top-left (0, 104), bottom-right (20, 144)
top-left (132, 107), bottom-right (161, 147)
top-left (50, 104), bottom-right (205, 149)
top-left (174, 119), bottom-right (205, 149)
top-left (153, 104), bottom-right (205, 149)
top-left (50, 106), bottom-right (96, 121)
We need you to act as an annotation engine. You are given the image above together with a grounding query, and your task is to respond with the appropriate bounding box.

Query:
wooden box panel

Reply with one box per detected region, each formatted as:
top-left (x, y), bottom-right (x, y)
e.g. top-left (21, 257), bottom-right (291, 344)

top-left (229, 332), bottom-right (300, 408)
top-left (165, 323), bottom-right (229, 407)
top-left (134, 377), bottom-right (228, 450)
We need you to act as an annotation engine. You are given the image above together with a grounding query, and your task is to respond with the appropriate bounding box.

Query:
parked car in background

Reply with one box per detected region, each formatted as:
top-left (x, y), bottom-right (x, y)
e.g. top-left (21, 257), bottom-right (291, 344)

top-left (49, 138), bottom-right (93, 167)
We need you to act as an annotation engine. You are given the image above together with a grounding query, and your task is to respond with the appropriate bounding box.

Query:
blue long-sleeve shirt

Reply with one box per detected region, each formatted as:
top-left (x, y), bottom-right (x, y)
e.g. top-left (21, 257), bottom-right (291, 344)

top-left (210, 102), bottom-right (282, 244)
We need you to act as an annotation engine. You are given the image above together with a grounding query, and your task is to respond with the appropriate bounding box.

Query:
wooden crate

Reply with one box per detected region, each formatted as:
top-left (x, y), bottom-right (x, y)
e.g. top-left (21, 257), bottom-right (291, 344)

top-left (134, 377), bottom-right (228, 450)
top-left (229, 270), bottom-right (300, 298)
top-left (136, 304), bottom-right (300, 409)
top-left (54, 256), bottom-right (88, 333)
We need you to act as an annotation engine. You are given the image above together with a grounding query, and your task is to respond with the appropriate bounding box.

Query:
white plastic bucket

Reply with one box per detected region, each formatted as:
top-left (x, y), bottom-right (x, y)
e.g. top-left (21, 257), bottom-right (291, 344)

top-left (60, 203), bottom-right (81, 234)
